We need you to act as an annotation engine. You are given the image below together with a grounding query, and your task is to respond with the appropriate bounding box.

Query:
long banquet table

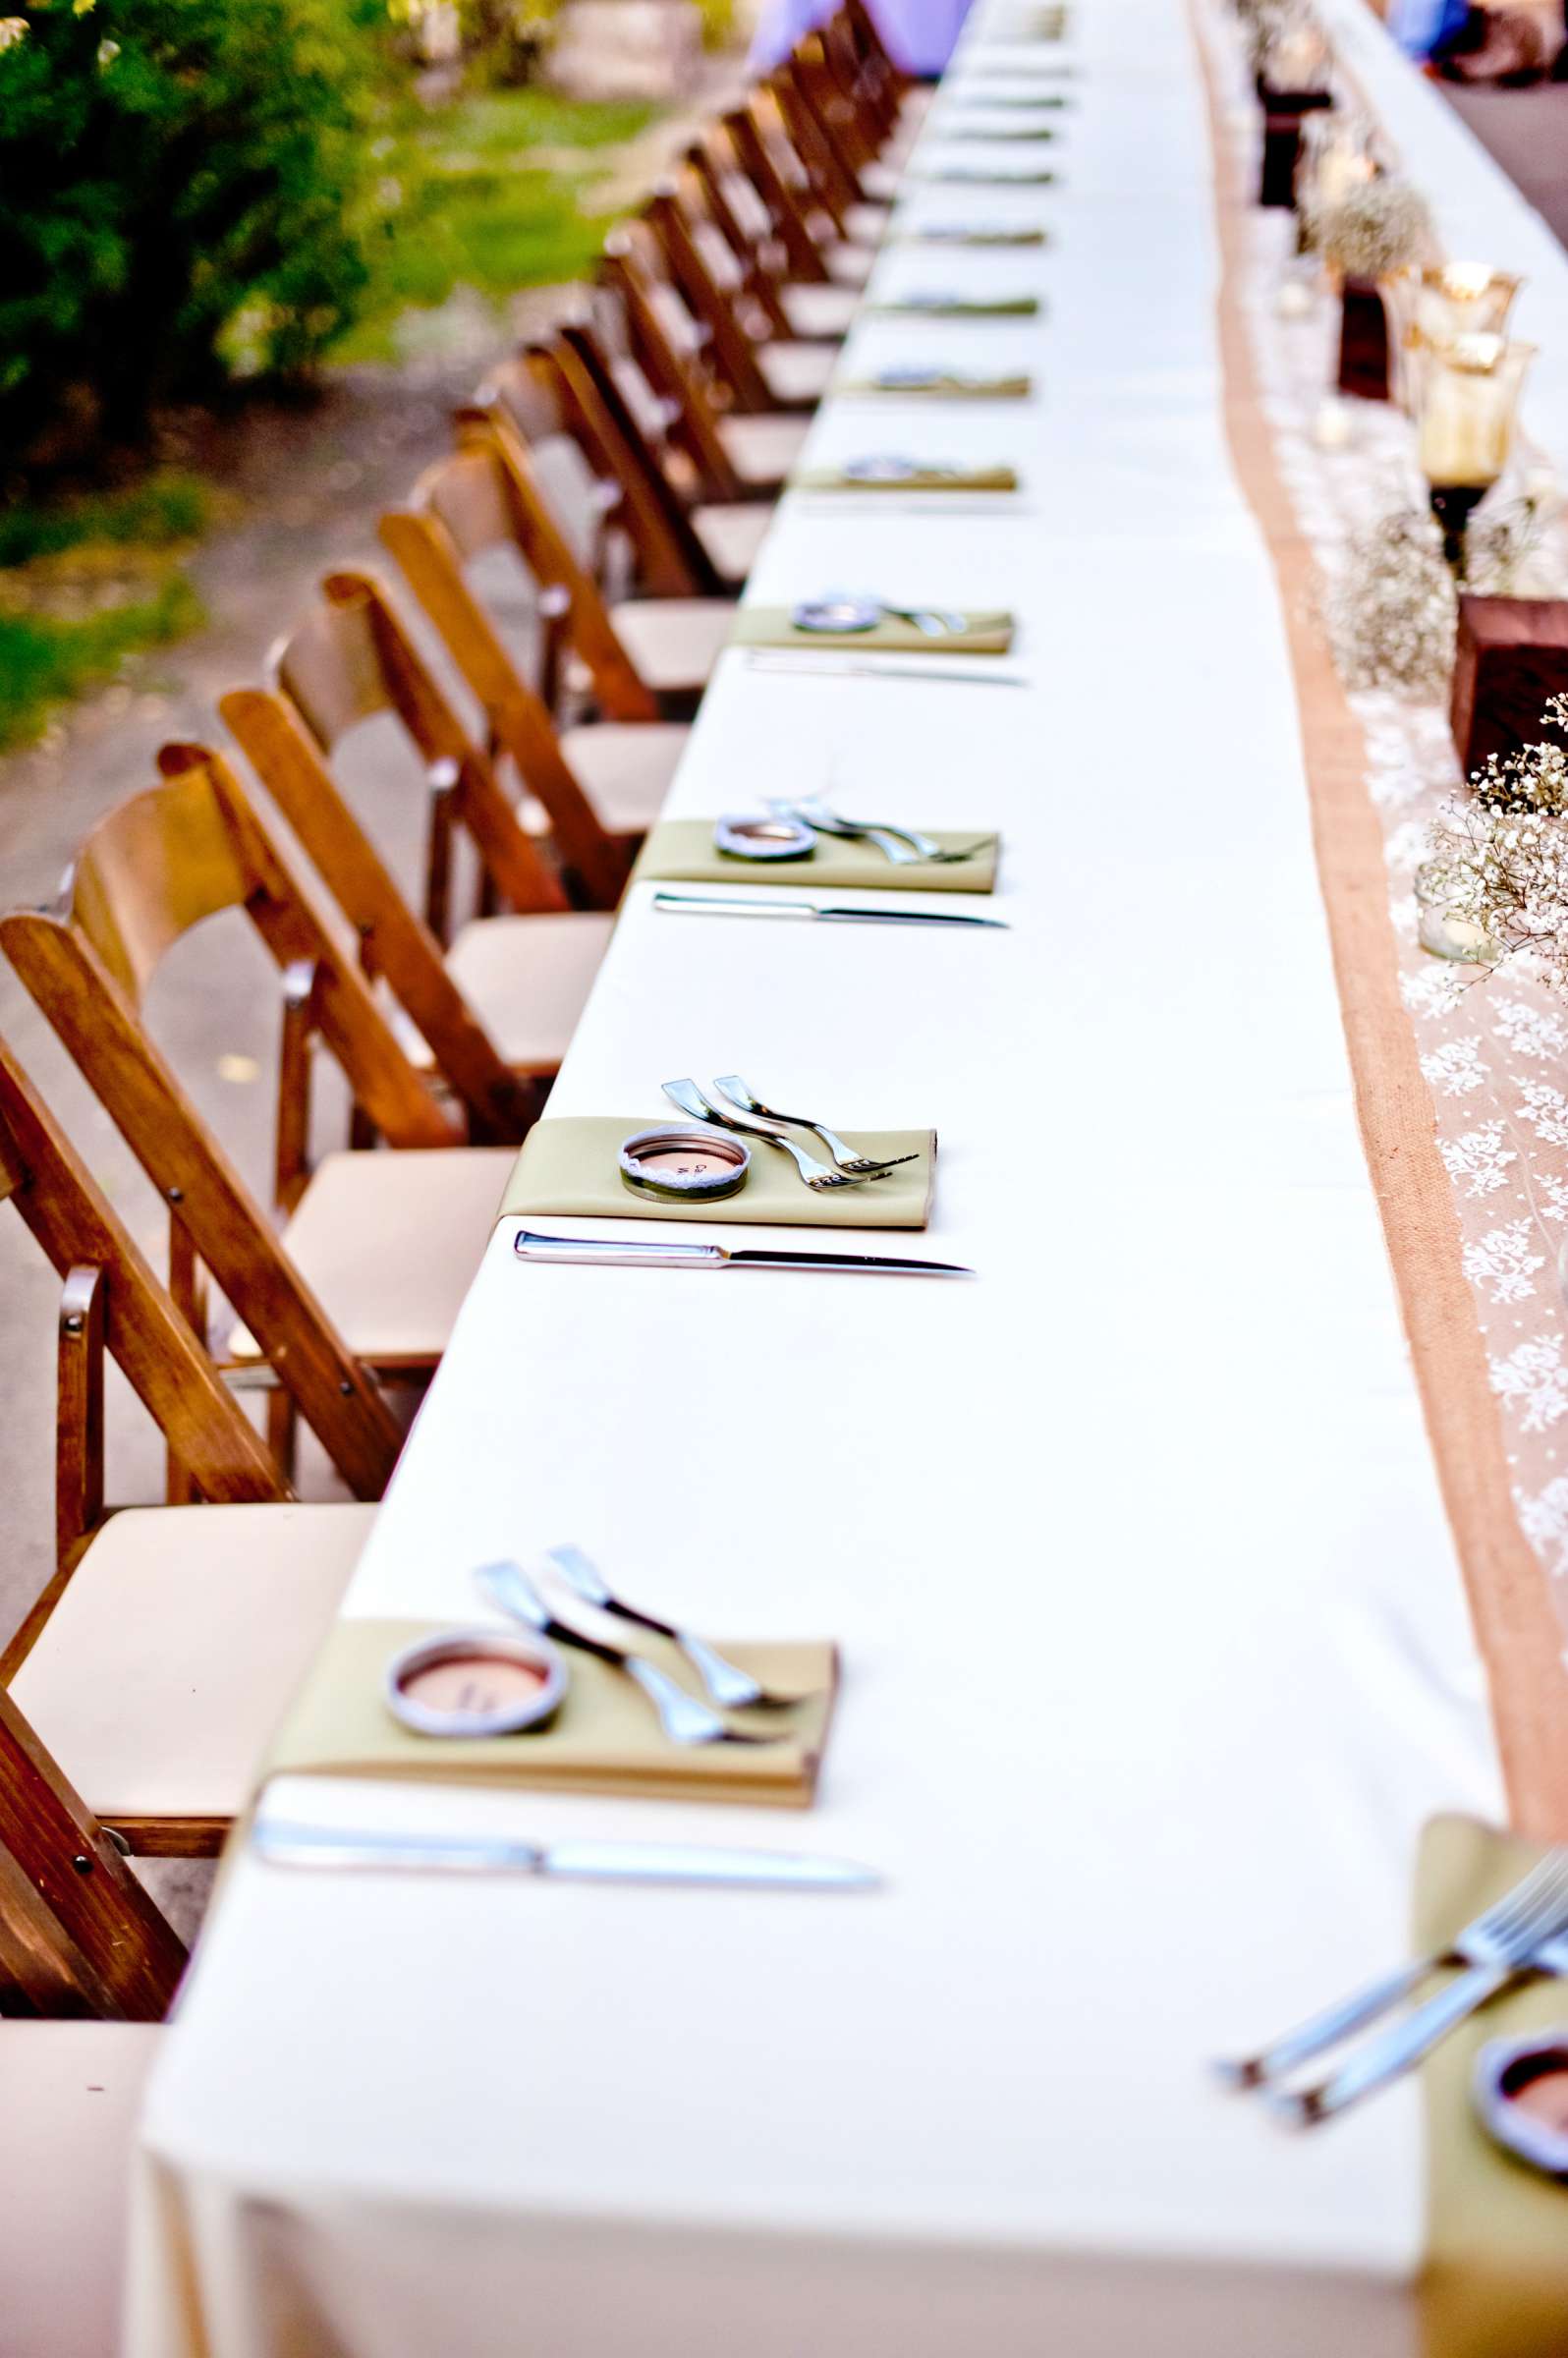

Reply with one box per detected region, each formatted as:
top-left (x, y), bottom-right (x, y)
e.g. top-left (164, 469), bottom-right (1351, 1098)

top-left (126, 0), bottom-right (1564, 2346)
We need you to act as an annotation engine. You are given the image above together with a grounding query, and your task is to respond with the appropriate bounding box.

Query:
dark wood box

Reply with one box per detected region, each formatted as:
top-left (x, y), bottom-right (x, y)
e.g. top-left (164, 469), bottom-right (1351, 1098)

top-left (1337, 277), bottom-right (1389, 402)
top-left (1451, 595), bottom-right (1568, 779)
top-left (1257, 84), bottom-right (1333, 207)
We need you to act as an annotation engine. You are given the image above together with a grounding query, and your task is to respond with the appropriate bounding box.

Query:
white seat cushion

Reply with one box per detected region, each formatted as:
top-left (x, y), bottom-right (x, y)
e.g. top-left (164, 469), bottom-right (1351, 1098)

top-left (861, 159), bottom-right (901, 202)
top-left (229, 1149), bottom-right (516, 1368)
top-left (825, 242), bottom-right (878, 288)
top-left (718, 412), bottom-right (812, 485)
top-left (560, 719), bottom-right (691, 832)
top-left (693, 502), bottom-right (774, 584)
top-left (437, 912), bottom-right (614, 1076)
top-left (758, 340), bottom-right (838, 405)
top-left (608, 598), bottom-right (735, 693)
top-left (781, 280), bottom-right (861, 337)
top-left (845, 201), bottom-right (892, 245)
top-left (10, 1503), bottom-right (374, 1823)
top-left (1, 2023), bottom-right (162, 2358)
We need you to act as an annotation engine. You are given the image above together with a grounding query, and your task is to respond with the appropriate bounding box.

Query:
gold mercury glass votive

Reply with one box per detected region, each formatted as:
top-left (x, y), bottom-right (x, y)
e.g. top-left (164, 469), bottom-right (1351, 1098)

top-left (1299, 112), bottom-right (1375, 220)
top-left (1416, 332), bottom-right (1536, 571)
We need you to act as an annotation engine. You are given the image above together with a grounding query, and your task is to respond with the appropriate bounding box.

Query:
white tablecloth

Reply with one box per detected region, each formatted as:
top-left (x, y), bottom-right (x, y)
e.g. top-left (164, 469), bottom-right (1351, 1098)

top-left (128, 3), bottom-right (1529, 2348)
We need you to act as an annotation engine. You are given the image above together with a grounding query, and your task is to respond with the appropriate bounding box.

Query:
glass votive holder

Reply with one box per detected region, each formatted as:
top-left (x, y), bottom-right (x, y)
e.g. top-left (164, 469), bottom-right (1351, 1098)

top-left (1417, 333), bottom-right (1536, 570)
top-left (1299, 110), bottom-right (1375, 220)
top-left (1417, 263), bottom-right (1524, 343)
top-left (1415, 858), bottom-right (1496, 964)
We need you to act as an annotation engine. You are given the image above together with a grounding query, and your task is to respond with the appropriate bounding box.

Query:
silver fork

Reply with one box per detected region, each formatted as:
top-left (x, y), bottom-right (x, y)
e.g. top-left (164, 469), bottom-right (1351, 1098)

top-left (476, 1560), bottom-right (783, 1748)
top-left (545, 1545), bottom-right (795, 1711)
top-left (661, 1078), bottom-right (880, 1190)
top-left (1216, 1849), bottom-right (1568, 2094)
top-left (711, 1074), bottom-right (919, 1177)
top-left (1272, 1858), bottom-right (1568, 2125)
top-left (770, 797), bottom-right (989, 867)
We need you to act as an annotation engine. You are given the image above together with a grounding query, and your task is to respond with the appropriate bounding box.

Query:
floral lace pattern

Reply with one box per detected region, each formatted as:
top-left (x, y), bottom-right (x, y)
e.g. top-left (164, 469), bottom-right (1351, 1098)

top-left (1203, 0), bottom-right (1568, 1643)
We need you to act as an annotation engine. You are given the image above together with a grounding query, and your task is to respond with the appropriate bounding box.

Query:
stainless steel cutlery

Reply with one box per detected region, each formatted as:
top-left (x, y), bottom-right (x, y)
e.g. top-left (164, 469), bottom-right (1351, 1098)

top-left (741, 651), bottom-right (1028, 689)
top-left (709, 1075), bottom-right (917, 1176)
top-left (545, 1543), bottom-right (789, 1711)
top-left (475, 1559), bottom-right (782, 1748)
top-left (1219, 1850), bottom-right (1568, 2126)
top-left (253, 1818), bottom-right (878, 1890)
top-left (765, 796), bottom-right (987, 868)
top-left (513, 1228), bottom-right (973, 1276)
top-left (661, 1077), bottom-right (879, 1191)
top-left (651, 889), bottom-right (1008, 928)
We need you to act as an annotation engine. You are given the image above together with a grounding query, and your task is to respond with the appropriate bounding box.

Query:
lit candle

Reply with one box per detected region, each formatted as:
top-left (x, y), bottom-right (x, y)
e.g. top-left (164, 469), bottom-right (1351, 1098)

top-left (1418, 334), bottom-right (1532, 488)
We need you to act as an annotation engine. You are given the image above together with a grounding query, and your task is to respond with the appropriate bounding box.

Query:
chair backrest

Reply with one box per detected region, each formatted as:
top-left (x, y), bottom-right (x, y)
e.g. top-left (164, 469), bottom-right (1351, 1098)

top-left (685, 136), bottom-right (796, 340)
top-left (768, 65), bottom-right (860, 223)
top-left (721, 103), bottom-right (830, 283)
top-left (0, 1027), bottom-right (306, 2015)
top-left (600, 232), bottom-right (744, 506)
top-left (223, 573), bottom-right (562, 1142)
top-left (0, 746), bottom-right (444, 1500)
top-left (643, 183), bottom-right (775, 416)
top-left (380, 444), bottom-right (635, 907)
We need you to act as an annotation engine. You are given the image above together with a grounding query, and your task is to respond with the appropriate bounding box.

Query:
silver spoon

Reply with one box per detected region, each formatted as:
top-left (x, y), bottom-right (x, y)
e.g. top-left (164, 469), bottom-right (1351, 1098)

top-left (475, 1561), bottom-right (781, 1748)
top-left (661, 1078), bottom-right (882, 1189)
top-left (771, 796), bottom-right (988, 866)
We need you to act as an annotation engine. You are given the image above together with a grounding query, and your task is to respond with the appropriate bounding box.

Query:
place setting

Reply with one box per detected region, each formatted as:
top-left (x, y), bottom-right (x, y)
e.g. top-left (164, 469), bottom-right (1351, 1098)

top-left (794, 451), bottom-right (1023, 498)
top-left (870, 288), bottom-right (1042, 319)
top-left (835, 357), bottom-right (1036, 398)
top-left (732, 590), bottom-right (1017, 656)
top-left (633, 793), bottom-right (1002, 893)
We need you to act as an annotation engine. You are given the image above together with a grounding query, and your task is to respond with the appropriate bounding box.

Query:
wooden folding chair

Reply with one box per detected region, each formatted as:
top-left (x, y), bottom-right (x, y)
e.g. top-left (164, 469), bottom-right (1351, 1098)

top-left (601, 231), bottom-right (813, 503)
top-left (0, 747), bottom-right (515, 1487)
top-left (642, 177), bottom-right (839, 418)
top-left (222, 572), bottom-right (612, 1141)
top-left (0, 1027), bottom-right (375, 2015)
top-left (688, 124), bottom-right (865, 339)
top-left (788, 34), bottom-right (904, 201)
top-left (726, 91), bottom-right (884, 281)
top-left (386, 421), bottom-right (732, 742)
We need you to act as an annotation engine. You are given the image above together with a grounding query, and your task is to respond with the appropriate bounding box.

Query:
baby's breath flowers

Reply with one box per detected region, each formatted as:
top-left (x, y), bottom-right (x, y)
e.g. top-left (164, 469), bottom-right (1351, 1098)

top-left (1316, 178), bottom-right (1432, 280)
top-left (1326, 508), bottom-right (1456, 696)
top-left (1424, 701), bottom-right (1568, 989)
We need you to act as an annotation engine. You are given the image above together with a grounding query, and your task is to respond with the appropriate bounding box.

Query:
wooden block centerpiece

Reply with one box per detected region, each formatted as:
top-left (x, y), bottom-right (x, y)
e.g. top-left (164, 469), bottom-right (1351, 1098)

top-left (1450, 594), bottom-right (1568, 777)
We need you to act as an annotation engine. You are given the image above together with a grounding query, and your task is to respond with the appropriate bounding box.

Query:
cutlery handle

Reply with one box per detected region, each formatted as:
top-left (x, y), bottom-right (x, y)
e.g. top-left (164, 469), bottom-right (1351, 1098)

top-left (677, 1630), bottom-right (765, 1711)
top-left (513, 1229), bottom-right (726, 1270)
top-left (625, 1658), bottom-right (727, 1747)
top-left (1280, 1964), bottom-right (1515, 2126)
top-left (1215, 1959), bottom-right (1432, 2089)
top-left (652, 893), bottom-right (814, 921)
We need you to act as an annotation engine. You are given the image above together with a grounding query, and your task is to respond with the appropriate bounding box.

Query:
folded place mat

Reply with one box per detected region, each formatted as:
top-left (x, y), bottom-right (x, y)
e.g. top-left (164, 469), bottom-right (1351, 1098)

top-left (837, 373), bottom-right (1034, 400)
top-left (264, 1618), bottom-right (838, 1808)
top-left (874, 296), bottom-right (1040, 317)
top-left (733, 607), bottom-right (1015, 655)
top-left (1419, 1814), bottom-right (1568, 2358)
top-left (796, 464), bottom-right (1019, 492)
top-left (500, 1114), bottom-right (936, 1228)
top-left (908, 229), bottom-right (1049, 246)
top-left (948, 126), bottom-right (1059, 140)
top-left (633, 819), bottom-right (999, 895)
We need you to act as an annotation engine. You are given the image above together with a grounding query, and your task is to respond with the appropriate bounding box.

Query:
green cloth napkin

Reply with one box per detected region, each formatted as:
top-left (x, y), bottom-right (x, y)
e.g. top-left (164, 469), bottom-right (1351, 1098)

top-left (733, 607), bottom-right (1015, 654)
top-left (1418, 1815), bottom-right (1568, 2358)
top-left (263, 1618), bottom-right (838, 1808)
top-left (499, 1114), bottom-right (936, 1228)
top-left (948, 126), bottom-right (1058, 140)
top-left (838, 372), bottom-right (1034, 399)
top-left (874, 296), bottom-right (1040, 317)
top-left (908, 229), bottom-right (1048, 246)
top-left (632, 818), bottom-right (999, 895)
top-left (796, 464), bottom-right (1019, 492)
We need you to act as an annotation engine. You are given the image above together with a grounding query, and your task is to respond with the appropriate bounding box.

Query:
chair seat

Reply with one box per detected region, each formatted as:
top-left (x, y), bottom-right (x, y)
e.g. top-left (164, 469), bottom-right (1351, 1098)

top-left (9, 1503), bottom-right (374, 1825)
top-left (229, 1149), bottom-right (515, 1369)
top-left (845, 201), bottom-right (892, 244)
top-left (757, 339), bottom-right (839, 407)
top-left (781, 280), bottom-right (861, 337)
top-left (431, 912), bottom-right (614, 1077)
top-left (861, 160), bottom-right (901, 202)
top-left (825, 242), bottom-right (878, 288)
top-left (693, 502), bottom-right (774, 585)
top-left (560, 718), bottom-right (691, 831)
top-left (718, 412), bottom-right (812, 487)
top-left (608, 598), bottom-right (736, 694)
top-left (1, 2023), bottom-right (162, 2358)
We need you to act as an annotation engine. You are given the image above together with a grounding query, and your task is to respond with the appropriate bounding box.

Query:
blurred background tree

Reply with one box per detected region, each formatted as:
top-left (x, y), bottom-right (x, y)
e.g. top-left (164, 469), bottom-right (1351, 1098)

top-left (0, 0), bottom-right (386, 464)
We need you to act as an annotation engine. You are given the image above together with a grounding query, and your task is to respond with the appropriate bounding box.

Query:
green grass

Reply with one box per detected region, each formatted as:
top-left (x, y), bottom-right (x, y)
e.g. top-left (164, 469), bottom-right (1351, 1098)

top-left (0, 578), bottom-right (203, 752)
top-left (0, 472), bottom-right (211, 571)
top-left (331, 85), bottom-right (658, 365)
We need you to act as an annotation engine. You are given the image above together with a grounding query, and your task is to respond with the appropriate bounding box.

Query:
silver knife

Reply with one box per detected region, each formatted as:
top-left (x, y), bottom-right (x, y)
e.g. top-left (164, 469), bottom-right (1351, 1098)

top-left (742, 652), bottom-right (1029, 688)
top-left (512, 1228), bottom-right (973, 1276)
top-left (651, 891), bottom-right (1008, 930)
top-left (253, 1818), bottom-right (878, 1890)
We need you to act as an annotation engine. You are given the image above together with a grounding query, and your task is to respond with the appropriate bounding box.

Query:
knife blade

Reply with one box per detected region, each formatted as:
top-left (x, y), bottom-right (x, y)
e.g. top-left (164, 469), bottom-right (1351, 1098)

top-left (252, 1818), bottom-right (878, 1890)
top-left (512, 1228), bottom-right (974, 1276)
top-left (651, 891), bottom-right (1008, 930)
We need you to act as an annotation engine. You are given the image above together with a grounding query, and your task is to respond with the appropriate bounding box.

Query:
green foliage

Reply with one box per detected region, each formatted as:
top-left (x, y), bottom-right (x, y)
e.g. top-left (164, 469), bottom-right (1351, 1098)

top-left (0, 578), bottom-right (203, 752)
top-left (0, 472), bottom-right (209, 569)
top-left (0, 0), bottom-right (385, 452)
top-left (332, 84), bottom-right (653, 364)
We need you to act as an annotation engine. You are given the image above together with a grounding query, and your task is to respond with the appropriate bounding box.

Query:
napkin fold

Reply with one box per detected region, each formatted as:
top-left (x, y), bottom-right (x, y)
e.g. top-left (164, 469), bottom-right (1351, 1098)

top-left (908, 228), bottom-right (1048, 246)
top-left (874, 296), bottom-right (1040, 317)
top-left (733, 607), bottom-right (1015, 654)
top-left (839, 372), bottom-right (1034, 399)
top-left (1418, 1814), bottom-right (1568, 2358)
top-left (263, 1619), bottom-right (838, 1808)
top-left (948, 126), bottom-right (1058, 140)
top-left (796, 464), bottom-right (1019, 492)
top-left (924, 167), bottom-right (1057, 186)
top-left (499, 1114), bottom-right (937, 1227)
top-left (632, 819), bottom-right (1000, 895)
